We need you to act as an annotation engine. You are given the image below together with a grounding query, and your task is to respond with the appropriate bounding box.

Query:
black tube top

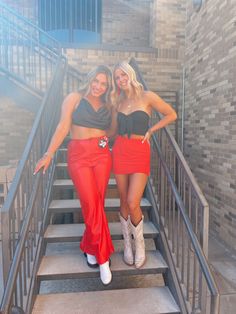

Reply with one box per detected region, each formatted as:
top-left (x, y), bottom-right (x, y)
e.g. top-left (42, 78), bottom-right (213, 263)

top-left (72, 98), bottom-right (111, 130)
top-left (117, 111), bottom-right (150, 137)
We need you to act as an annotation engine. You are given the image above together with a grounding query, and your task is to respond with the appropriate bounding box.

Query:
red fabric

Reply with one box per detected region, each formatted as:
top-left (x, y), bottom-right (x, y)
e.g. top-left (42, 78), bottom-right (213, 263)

top-left (67, 137), bottom-right (114, 264)
top-left (112, 135), bottom-right (150, 175)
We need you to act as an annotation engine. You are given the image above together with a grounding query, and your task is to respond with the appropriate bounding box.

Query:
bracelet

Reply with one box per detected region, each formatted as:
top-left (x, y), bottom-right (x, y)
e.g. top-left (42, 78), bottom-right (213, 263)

top-left (44, 151), bottom-right (54, 159)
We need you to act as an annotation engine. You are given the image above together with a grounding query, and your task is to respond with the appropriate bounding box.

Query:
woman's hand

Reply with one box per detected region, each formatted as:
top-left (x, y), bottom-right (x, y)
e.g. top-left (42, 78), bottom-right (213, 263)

top-left (142, 129), bottom-right (152, 144)
top-left (33, 153), bottom-right (53, 175)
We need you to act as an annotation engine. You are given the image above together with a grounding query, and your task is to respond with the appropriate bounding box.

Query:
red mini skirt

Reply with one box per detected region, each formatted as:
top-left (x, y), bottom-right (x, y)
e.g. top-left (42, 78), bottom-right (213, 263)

top-left (112, 135), bottom-right (150, 175)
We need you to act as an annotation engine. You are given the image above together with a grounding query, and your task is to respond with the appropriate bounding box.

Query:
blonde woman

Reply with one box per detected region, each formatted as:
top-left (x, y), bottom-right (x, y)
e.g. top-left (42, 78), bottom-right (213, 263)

top-left (34, 65), bottom-right (114, 285)
top-left (111, 61), bottom-right (177, 268)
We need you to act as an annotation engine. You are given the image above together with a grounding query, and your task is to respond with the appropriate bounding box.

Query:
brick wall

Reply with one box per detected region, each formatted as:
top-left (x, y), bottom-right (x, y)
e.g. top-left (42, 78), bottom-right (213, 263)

top-left (150, 0), bottom-right (186, 52)
top-left (2, 0), bottom-right (186, 92)
top-left (0, 97), bottom-right (35, 166)
top-left (3, 0), bottom-right (151, 47)
top-left (184, 0), bottom-right (236, 250)
top-left (63, 47), bottom-right (183, 92)
top-left (102, 0), bottom-right (151, 47)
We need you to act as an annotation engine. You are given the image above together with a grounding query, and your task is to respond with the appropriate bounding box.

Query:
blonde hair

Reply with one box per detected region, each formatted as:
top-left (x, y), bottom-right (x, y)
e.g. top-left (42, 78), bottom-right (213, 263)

top-left (80, 65), bottom-right (112, 105)
top-left (111, 61), bottom-right (143, 108)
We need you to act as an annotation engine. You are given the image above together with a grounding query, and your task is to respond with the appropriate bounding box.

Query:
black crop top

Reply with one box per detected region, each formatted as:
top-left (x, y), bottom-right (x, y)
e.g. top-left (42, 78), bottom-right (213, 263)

top-left (117, 111), bottom-right (150, 137)
top-left (72, 98), bottom-right (111, 130)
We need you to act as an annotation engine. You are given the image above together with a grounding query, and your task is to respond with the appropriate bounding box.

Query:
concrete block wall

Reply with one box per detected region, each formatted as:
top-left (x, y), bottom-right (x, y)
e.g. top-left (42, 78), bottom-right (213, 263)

top-left (63, 47), bottom-right (183, 92)
top-left (3, 0), bottom-right (151, 47)
top-left (2, 0), bottom-right (186, 93)
top-left (0, 166), bottom-right (16, 207)
top-left (102, 0), bottom-right (151, 47)
top-left (184, 0), bottom-right (236, 251)
top-left (150, 0), bottom-right (186, 52)
top-left (0, 97), bottom-right (35, 166)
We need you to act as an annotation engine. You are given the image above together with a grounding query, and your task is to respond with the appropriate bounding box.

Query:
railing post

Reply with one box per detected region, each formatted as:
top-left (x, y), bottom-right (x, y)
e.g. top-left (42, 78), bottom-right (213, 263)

top-left (1, 210), bottom-right (11, 286)
top-left (202, 204), bottom-right (209, 257)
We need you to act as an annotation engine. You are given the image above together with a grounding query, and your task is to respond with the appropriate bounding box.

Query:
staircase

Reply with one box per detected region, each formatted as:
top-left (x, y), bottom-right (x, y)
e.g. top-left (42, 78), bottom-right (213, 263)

top-left (0, 2), bottom-right (219, 314)
top-left (31, 146), bottom-right (180, 314)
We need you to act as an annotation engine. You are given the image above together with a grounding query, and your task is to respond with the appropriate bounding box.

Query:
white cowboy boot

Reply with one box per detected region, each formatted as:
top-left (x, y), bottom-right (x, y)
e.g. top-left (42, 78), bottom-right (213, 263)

top-left (119, 214), bottom-right (134, 265)
top-left (131, 216), bottom-right (146, 268)
top-left (99, 260), bottom-right (112, 285)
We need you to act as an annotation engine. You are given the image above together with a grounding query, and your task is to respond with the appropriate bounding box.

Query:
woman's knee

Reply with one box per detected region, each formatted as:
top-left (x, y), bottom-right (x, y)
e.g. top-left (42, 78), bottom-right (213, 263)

top-left (120, 198), bottom-right (128, 209)
top-left (127, 198), bottom-right (140, 213)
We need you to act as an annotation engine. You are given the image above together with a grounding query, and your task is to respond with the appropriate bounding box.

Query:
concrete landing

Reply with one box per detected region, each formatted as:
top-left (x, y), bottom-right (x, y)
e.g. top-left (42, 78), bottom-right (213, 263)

top-left (208, 234), bottom-right (236, 314)
top-left (32, 287), bottom-right (180, 314)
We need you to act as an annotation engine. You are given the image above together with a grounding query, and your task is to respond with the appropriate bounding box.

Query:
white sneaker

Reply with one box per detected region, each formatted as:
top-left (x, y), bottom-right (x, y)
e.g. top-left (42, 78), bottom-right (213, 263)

top-left (99, 260), bottom-right (112, 285)
top-left (84, 253), bottom-right (99, 268)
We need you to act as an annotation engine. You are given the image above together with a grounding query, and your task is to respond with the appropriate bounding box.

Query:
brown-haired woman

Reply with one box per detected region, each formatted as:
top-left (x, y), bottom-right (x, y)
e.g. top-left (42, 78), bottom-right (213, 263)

top-left (34, 65), bottom-right (114, 285)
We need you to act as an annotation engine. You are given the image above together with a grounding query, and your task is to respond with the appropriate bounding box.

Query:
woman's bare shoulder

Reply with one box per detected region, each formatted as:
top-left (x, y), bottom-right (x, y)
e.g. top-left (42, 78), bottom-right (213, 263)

top-left (65, 92), bottom-right (82, 103)
top-left (62, 92), bottom-right (82, 109)
top-left (143, 90), bottom-right (156, 99)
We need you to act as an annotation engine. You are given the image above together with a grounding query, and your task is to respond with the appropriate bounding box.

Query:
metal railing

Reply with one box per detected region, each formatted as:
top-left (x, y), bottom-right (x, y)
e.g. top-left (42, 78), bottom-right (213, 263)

top-left (0, 57), bottom-right (87, 313)
top-left (0, 1), bottom-right (61, 94)
top-left (0, 59), bottom-right (66, 314)
top-left (64, 64), bottom-right (86, 95)
top-left (130, 58), bottom-right (219, 313)
top-left (1, 0), bottom-right (102, 45)
top-left (130, 57), bottom-right (209, 254)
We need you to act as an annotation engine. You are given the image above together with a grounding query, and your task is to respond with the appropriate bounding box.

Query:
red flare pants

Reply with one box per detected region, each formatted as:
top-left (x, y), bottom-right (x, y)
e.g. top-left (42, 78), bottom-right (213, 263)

top-left (67, 137), bottom-right (114, 265)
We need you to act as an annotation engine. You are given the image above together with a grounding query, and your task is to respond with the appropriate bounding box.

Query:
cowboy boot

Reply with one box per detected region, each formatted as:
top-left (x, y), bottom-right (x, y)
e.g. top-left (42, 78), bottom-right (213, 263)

top-left (131, 216), bottom-right (146, 268)
top-left (119, 214), bottom-right (134, 265)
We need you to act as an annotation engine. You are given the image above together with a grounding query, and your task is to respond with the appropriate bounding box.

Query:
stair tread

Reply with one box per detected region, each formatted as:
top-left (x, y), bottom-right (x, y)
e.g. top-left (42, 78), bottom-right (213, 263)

top-left (32, 286), bottom-right (180, 314)
top-left (53, 178), bottom-right (116, 187)
top-left (49, 198), bottom-right (151, 211)
top-left (37, 250), bottom-right (167, 279)
top-left (44, 221), bottom-right (158, 242)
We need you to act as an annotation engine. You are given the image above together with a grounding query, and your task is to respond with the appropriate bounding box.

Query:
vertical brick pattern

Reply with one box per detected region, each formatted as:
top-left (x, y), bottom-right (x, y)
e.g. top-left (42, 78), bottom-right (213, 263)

top-left (184, 0), bottom-right (236, 250)
top-left (64, 48), bottom-right (183, 92)
top-left (102, 0), bottom-right (151, 46)
top-left (0, 97), bottom-right (35, 166)
top-left (150, 0), bottom-right (186, 53)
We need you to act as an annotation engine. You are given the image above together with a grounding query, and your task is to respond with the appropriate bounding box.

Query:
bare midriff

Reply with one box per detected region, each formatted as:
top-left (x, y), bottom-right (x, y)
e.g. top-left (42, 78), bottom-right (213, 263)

top-left (121, 134), bottom-right (144, 139)
top-left (70, 124), bottom-right (106, 140)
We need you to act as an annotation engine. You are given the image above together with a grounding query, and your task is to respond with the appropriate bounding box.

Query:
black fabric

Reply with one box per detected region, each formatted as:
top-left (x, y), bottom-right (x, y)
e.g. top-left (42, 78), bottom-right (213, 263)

top-left (117, 111), bottom-right (149, 137)
top-left (72, 98), bottom-right (111, 130)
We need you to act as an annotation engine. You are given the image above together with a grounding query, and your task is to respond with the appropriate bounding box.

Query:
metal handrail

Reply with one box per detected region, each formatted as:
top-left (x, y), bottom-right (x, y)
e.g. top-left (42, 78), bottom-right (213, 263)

top-left (0, 1), bottom-right (62, 94)
top-left (129, 57), bottom-right (209, 253)
top-left (152, 135), bottom-right (219, 313)
top-left (0, 55), bottom-right (87, 312)
top-left (0, 58), bottom-right (66, 314)
top-left (0, 1), bottom-right (60, 53)
top-left (64, 64), bottom-right (86, 94)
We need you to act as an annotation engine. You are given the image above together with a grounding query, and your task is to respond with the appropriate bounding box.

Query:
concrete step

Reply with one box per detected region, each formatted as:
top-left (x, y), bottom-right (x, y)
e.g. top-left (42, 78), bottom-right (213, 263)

top-left (32, 286), bottom-right (180, 314)
top-left (53, 178), bottom-right (117, 189)
top-left (52, 178), bottom-right (119, 199)
top-left (37, 250), bottom-right (167, 281)
top-left (44, 221), bottom-right (158, 243)
top-left (55, 161), bottom-right (116, 179)
top-left (48, 198), bottom-right (151, 214)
